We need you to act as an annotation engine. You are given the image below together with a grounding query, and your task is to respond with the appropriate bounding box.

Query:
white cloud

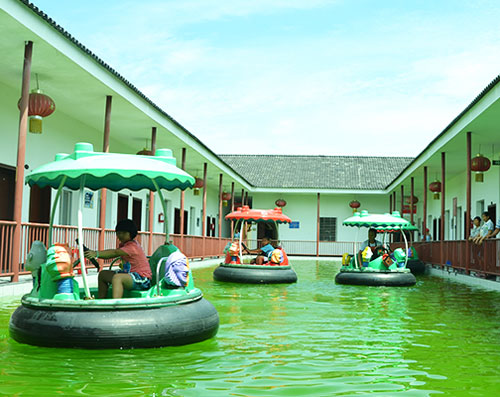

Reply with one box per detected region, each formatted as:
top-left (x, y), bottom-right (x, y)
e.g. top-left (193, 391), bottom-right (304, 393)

top-left (34, 0), bottom-right (500, 156)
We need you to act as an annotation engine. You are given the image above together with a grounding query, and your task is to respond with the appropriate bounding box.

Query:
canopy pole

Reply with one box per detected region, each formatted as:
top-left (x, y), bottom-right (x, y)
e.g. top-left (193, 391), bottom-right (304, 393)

top-left (239, 220), bottom-right (245, 263)
top-left (48, 176), bottom-right (68, 246)
top-left (354, 227), bottom-right (359, 268)
top-left (77, 176), bottom-right (91, 298)
top-left (402, 226), bottom-right (409, 268)
top-left (152, 180), bottom-right (168, 239)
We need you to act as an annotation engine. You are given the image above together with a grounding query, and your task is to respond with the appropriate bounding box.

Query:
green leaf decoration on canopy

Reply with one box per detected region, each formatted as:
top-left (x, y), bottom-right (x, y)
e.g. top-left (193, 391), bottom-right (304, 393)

top-left (343, 210), bottom-right (412, 228)
top-left (26, 142), bottom-right (194, 191)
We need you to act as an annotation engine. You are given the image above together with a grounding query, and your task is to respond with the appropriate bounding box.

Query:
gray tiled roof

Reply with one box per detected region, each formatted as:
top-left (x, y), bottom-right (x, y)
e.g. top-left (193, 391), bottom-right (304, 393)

top-left (218, 155), bottom-right (414, 190)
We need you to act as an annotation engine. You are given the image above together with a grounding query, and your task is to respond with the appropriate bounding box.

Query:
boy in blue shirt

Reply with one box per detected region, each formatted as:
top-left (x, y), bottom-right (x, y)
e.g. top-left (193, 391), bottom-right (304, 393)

top-left (248, 237), bottom-right (274, 265)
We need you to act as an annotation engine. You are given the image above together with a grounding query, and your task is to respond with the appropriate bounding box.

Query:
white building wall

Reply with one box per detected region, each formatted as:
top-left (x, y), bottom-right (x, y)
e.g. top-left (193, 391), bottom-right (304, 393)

top-left (252, 192), bottom-right (389, 242)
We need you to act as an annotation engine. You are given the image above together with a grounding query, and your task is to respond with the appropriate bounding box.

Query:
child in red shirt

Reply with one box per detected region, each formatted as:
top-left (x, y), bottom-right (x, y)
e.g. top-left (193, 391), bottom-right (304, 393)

top-left (85, 219), bottom-right (152, 299)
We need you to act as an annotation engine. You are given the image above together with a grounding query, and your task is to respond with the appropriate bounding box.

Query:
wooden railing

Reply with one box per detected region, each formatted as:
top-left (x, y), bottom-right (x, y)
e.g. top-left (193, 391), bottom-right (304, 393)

top-left (0, 221), bottom-right (231, 279)
top-left (391, 240), bottom-right (500, 277)
top-left (5, 221), bottom-right (498, 281)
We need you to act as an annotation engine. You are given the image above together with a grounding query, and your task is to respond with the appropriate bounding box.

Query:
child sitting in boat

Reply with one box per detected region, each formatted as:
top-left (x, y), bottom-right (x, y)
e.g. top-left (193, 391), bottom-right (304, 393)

top-left (357, 228), bottom-right (383, 267)
top-left (85, 219), bottom-right (152, 299)
top-left (247, 237), bottom-right (275, 265)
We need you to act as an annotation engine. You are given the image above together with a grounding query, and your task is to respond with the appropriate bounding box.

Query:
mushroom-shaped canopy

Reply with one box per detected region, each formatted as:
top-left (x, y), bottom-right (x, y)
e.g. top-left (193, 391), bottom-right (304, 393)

top-left (225, 205), bottom-right (291, 224)
top-left (343, 210), bottom-right (412, 229)
top-left (25, 142), bottom-right (194, 192)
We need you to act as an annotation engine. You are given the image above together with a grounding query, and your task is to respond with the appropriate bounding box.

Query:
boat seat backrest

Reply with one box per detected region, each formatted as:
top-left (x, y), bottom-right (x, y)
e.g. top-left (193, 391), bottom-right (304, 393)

top-left (148, 244), bottom-right (179, 284)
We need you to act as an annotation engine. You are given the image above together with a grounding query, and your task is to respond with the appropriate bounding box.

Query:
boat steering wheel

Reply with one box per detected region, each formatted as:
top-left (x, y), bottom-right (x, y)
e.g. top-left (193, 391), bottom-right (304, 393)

top-left (241, 242), bottom-right (251, 254)
top-left (73, 239), bottom-right (101, 271)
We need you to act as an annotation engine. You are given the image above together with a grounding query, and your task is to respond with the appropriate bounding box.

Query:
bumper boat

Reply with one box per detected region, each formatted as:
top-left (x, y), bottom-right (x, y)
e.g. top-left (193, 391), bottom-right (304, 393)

top-left (9, 143), bottom-right (219, 349)
top-left (376, 224), bottom-right (426, 275)
top-left (405, 247), bottom-right (426, 275)
top-left (336, 211), bottom-right (417, 287)
top-left (213, 206), bottom-right (297, 284)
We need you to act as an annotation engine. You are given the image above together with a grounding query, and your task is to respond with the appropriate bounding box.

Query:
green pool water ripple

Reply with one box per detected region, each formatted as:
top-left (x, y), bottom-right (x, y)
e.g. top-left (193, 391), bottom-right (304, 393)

top-left (1, 259), bottom-right (500, 396)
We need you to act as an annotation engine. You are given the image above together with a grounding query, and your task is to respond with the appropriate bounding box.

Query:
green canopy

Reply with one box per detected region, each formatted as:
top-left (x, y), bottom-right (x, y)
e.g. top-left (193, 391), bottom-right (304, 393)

top-left (26, 142), bottom-right (194, 191)
top-left (343, 210), bottom-right (412, 228)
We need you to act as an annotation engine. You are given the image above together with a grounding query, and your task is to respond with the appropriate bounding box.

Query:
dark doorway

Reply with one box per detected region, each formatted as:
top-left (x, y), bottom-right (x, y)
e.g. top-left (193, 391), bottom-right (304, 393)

top-left (433, 218), bottom-right (438, 241)
top-left (464, 211), bottom-right (468, 240)
top-left (206, 216), bottom-right (216, 237)
top-left (174, 208), bottom-right (188, 234)
top-left (29, 185), bottom-right (51, 224)
top-left (0, 165), bottom-right (15, 221)
top-left (117, 194), bottom-right (129, 222)
top-left (132, 198), bottom-right (142, 230)
top-left (487, 204), bottom-right (496, 226)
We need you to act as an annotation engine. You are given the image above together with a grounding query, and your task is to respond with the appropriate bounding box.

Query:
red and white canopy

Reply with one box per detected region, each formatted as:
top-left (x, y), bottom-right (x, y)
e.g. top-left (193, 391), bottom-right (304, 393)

top-left (225, 205), bottom-right (291, 224)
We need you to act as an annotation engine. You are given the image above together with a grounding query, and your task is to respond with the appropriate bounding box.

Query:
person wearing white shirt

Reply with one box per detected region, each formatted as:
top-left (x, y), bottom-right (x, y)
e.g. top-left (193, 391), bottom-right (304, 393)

top-left (469, 216), bottom-right (481, 241)
top-left (476, 212), bottom-right (494, 245)
top-left (357, 228), bottom-right (383, 267)
top-left (487, 218), bottom-right (500, 239)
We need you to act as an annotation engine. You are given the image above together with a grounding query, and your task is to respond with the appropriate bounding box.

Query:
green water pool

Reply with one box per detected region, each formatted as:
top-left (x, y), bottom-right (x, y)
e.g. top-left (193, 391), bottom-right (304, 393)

top-left (1, 259), bottom-right (500, 396)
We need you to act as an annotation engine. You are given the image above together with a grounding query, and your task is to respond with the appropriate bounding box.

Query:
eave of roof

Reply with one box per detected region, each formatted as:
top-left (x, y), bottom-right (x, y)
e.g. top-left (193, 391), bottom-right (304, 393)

top-left (385, 73), bottom-right (500, 189)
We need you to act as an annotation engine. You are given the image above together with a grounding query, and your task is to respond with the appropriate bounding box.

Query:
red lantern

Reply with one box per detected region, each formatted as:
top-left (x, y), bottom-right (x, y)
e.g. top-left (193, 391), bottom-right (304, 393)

top-left (429, 181), bottom-right (441, 200)
top-left (471, 154), bottom-right (491, 182)
top-left (194, 178), bottom-right (204, 188)
top-left (17, 90), bottom-right (56, 134)
top-left (404, 195), bottom-right (419, 205)
top-left (221, 192), bottom-right (231, 206)
top-left (193, 177), bottom-right (204, 196)
top-left (349, 200), bottom-right (361, 212)
top-left (275, 199), bottom-right (287, 207)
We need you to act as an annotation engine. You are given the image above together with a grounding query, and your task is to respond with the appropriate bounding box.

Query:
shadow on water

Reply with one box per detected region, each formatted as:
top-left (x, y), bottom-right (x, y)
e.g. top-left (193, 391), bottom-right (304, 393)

top-left (1, 259), bottom-right (500, 396)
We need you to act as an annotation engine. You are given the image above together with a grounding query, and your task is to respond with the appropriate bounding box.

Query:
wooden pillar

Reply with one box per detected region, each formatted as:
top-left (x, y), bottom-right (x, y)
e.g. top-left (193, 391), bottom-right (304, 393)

top-left (393, 191), bottom-right (396, 212)
top-left (400, 185), bottom-right (404, 215)
top-left (423, 166), bottom-right (428, 239)
top-left (316, 193), bottom-right (320, 257)
top-left (218, 173), bottom-right (223, 239)
top-left (441, 152), bottom-right (446, 266)
top-left (245, 192), bottom-right (249, 207)
top-left (410, 177), bottom-right (415, 225)
top-left (389, 193), bottom-right (393, 212)
top-left (147, 127), bottom-right (157, 255)
top-left (230, 182), bottom-right (235, 237)
top-left (98, 96), bottom-right (112, 257)
top-left (179, 147), bottom-right (186, 252)
top-left (241, 189), bottom-right (244, 207)
top-left (440, 152), bottom-right (446, 241)
top-left (466, 132), bottom-right (471, 273)
top-left (202, 163), bottom-right (207, 257)
top-left (11, 41), bottom-right (33, 282)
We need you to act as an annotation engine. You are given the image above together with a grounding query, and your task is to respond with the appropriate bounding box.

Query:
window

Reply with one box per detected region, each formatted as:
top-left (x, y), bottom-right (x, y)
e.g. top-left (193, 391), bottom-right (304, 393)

top-left (319, 217), bottom-right (337, 241)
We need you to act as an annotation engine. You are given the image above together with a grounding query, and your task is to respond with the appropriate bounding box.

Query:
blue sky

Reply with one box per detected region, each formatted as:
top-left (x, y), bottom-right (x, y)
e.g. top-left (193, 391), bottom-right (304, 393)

top-left (33, 0), bottom-right (500, 156)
